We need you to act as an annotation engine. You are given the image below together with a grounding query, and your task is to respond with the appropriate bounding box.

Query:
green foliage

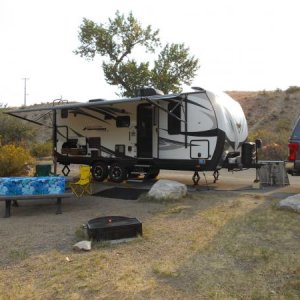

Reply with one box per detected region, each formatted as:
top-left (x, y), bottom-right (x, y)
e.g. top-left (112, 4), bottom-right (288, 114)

top-left (248, 124), bottom-right (290, 160)
top-left (0, 108), bottom-right (37, 146)
top-left (151, 43), bottom-right (199, 94)
top-left (30, 140), bottom-right (52, 158)
top-left (0, 144), bottom-right (34, 176)
top-left (285, 86), bottom-right (300, 94)
top-left (103, 59), bottom-right (152, 97)
top-left (75, 11), bottom-right (199, 97)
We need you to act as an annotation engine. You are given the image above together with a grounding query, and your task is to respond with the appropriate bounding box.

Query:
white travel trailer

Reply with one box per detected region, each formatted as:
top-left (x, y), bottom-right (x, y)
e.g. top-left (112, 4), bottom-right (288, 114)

top-left (8, 87), bottom-right (256, 183)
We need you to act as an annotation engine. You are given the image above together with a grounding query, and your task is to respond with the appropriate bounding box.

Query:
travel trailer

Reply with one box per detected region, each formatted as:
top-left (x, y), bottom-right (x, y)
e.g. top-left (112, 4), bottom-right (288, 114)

top-left (8, 87), bottom-right (256, 183)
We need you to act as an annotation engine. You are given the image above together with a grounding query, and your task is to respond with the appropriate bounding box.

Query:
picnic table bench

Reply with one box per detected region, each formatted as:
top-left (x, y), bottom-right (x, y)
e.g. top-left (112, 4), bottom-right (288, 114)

top-left (0, 193), bottom-right (73, 218)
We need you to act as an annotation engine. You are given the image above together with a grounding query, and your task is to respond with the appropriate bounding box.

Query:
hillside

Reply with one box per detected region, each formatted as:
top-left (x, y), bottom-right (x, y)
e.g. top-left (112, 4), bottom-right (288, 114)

top-left (228, 88), bottom-right (300, 134)
top-left (227, 88), bottom-right (300, 159)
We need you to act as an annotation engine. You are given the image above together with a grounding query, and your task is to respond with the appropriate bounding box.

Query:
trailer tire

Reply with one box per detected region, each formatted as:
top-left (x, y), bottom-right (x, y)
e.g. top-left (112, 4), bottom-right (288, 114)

top-left (92, 161), bottom-right (108, 182)
top-left (109, 163), bottom-right (128, 183)
top-left (144, 167), bottom-right (160, 179)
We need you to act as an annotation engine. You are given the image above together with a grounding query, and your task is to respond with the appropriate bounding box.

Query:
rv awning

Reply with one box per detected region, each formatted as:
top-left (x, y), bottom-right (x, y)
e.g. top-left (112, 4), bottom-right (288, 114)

top-left (6, 90), bottom-right (204, 127)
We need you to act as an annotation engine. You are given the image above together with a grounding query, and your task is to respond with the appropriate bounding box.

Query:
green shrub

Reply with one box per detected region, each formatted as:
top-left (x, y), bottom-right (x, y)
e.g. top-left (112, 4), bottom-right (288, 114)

top-left (0, 109), bottom-right (37, 146)
top-left (30, 141), bottom-right (52, 158)
top-left (248, 128), bottom-right (290, 160)
top-left (285, 86), bottom-right (300, 94)
top-left (0, 144), bottom-right (34, 176)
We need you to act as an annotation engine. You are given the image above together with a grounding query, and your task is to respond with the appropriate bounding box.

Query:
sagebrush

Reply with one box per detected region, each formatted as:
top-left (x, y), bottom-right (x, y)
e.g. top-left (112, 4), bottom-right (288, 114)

top-left (30, 140), bottom-right (52, 158)
top-left (0, 144), bottom-right (34, 176)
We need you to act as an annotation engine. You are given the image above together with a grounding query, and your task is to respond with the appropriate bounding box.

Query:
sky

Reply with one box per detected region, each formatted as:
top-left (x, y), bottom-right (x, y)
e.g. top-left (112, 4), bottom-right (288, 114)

top-left (0, 0), bottom-right (299, 107)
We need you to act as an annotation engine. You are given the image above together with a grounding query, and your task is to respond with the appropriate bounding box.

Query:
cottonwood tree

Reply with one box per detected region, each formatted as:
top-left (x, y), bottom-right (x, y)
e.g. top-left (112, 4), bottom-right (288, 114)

top-left (75, 11), bottom-right (199, 97)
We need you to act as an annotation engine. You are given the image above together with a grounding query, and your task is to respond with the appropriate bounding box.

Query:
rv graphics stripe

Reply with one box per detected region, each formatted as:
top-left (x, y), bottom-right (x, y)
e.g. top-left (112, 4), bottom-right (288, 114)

top-left (69, 109), bottom-right (110, 124)
top-left (181, 129), bottom-right (220, 137)
top-left (56, 128), bottom-right (66, 139)
top-left (85, 107), bottom-right (117, 120)
top-left (56, 127), bottom-right (84, 138)
top-left (159, 137), bottom-right (186, 151)
top-left (159, 137), bottom-right (200, 151)
top-left (159, 128), bottom-right (220, 137)
top-left (165, 97), bottom-right (211, 111)
top-left (69, 127), bottom-right (84, 137)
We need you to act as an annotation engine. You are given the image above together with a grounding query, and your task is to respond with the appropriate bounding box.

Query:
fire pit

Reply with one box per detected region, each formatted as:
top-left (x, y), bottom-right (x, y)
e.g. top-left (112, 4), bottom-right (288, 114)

top-left (87, 216), bottom-right (142, 241)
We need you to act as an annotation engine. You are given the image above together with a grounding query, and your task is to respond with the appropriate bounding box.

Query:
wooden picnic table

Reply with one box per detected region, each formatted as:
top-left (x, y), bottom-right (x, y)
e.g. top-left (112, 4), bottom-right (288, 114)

top-left (0, 193), bottom-right (73, 218)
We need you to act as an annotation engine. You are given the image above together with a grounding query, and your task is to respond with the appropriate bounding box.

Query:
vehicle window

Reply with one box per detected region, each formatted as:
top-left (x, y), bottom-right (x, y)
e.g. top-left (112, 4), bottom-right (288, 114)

top-left (291, 117), bottom-right (300, 139)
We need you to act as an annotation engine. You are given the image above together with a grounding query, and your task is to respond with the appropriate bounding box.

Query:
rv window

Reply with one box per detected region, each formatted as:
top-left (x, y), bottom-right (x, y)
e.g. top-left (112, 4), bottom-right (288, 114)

top-left (116, 116), bottom-right (130, 127)
top-left (168, 103), bottom-right (181, 135)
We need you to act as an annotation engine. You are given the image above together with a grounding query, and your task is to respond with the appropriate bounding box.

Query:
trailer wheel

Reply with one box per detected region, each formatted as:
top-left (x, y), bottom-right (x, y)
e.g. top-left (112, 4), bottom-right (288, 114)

top-left (109, 163), bottom-right (128, 183)
top-left (144, 167), bottom-right (160, 179)
top-left (92, 161), bottom-right (108, 182)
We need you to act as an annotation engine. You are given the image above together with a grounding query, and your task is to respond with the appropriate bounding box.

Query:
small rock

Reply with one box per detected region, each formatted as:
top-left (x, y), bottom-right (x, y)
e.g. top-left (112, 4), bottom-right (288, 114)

top-left (73, 240), bottom-right (92, 251)
top-left (278, 194), bottom-right (300, 213)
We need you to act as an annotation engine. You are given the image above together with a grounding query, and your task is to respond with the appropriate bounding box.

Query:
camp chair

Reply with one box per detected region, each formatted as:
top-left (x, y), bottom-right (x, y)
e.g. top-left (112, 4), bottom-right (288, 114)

top-left (69, 165), bottom-right (92, 197)
top-left (34, 164), bottom-right (55, 177)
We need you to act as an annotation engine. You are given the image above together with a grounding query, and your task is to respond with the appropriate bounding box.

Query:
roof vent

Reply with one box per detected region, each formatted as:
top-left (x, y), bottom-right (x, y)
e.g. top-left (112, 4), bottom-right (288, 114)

top-left (88, 99), bottom-right (105, 103)
top-left (136, 87), bottom-right (164, 97)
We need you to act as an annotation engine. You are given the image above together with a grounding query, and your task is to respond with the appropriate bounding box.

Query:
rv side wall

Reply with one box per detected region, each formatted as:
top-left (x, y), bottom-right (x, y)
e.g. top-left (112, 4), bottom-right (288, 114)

top-left (158, 92), bottom-right (219, 161)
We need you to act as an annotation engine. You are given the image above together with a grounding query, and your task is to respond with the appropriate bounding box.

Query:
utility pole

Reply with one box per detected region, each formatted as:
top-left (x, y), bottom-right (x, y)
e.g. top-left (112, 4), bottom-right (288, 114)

top-left (22, 77), bottom-right (29, 106)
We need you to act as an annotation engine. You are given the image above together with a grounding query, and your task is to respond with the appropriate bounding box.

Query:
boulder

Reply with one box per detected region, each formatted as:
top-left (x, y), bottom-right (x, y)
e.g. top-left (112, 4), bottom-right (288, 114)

top-left (278, 194), bottom-right (300, 213)
top-left (73, 240), bottom-right (92, 251)
top-left (148, 179), bottom-right (187, 200)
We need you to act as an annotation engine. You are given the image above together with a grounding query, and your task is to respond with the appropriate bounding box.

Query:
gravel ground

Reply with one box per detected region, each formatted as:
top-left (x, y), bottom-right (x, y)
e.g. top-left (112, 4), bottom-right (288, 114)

top-left (0, 167), bottom-right (299, 267)
top-left (0, 182), bottom-right (160, 266)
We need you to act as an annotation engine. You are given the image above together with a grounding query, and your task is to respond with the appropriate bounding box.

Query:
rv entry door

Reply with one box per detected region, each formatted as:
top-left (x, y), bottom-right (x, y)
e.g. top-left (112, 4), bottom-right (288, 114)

top-left (137, 104), bottom-right (153, 158)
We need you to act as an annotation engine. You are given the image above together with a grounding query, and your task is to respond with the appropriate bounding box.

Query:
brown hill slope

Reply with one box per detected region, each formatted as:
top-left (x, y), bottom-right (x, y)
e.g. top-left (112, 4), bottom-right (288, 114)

top-left (228, 89), bottom-right (300, 133)
top-left (228, 88), bottom-right (300, 159)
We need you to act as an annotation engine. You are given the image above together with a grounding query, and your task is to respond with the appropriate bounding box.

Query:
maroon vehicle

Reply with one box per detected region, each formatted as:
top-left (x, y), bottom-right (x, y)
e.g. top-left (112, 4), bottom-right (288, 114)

top-left (287, 116), bottom-right (300, 175)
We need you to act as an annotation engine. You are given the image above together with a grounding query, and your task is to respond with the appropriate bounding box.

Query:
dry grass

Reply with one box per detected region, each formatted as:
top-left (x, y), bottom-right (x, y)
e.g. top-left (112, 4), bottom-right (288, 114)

top-left (228, 89), bottom-right (300, 160)
top-left (0, 192), bottom-right (299, 299)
